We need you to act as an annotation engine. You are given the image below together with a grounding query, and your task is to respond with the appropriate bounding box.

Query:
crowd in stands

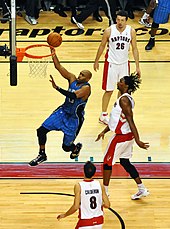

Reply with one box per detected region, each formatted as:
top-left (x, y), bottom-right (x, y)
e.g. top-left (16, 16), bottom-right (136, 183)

top-left (0, 0), bottom-right (151, 26)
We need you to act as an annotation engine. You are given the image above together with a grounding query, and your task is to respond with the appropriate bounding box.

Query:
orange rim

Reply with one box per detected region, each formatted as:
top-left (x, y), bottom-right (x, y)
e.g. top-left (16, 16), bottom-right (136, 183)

top-left (25, 44), bottom-right (55, 59)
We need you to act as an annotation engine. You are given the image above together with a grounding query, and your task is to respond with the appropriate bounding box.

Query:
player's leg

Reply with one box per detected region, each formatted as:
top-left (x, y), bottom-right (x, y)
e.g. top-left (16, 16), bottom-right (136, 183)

top-left (145, 22), bottom-right (159, 50)
top-left (29, 108), bottom-right (63, 166)
top-left (71, 0), bottom-right (99, 29)
top-left (62, 134), bottom-right (82, 159)
top-left (29, 126), bottom-right (50, 166)
top-left (145, 2), bottom-right (169, 50)
top-left (120, 158), bottom-right (150, 199)
top-left (139, 0), bottom-right (156, 27)
top-left (100, 62), bottom-right (117, 125)
top-left (119, 140), bottom-right (149, 199)
top-left (100, 91), bottom-right (113, 125)
top-left (102, 134), bottom-right (120, 195)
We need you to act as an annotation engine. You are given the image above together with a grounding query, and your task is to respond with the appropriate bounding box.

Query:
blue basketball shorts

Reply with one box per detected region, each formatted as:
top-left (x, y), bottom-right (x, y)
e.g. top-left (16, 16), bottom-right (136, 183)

top-left (42, 107), bottom-right (83, 146)
top-left (153, 1), bottom-right (170, 24)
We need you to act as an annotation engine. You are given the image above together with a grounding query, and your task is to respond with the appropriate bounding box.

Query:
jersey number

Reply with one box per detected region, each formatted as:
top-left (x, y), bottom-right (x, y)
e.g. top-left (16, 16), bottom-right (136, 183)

top-left (90, 196), bottom-right (97, 209)
top-left (116, 43), bottom-right (125, 50)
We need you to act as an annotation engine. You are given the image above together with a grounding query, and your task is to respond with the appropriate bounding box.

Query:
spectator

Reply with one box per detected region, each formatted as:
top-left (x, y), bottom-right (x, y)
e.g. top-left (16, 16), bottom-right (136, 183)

top-left (53, 0), bottom-right (67, 17)
top-left (0, 0), bottom-right (10, 24)
top-left (125, 0), bottom-right (135, 19)
top-left (71, 0), bottom-right (103, 30)
top-left (25, 0), bottom-right (41, 25)
top-left (100, 0), bottom-right (117, 25)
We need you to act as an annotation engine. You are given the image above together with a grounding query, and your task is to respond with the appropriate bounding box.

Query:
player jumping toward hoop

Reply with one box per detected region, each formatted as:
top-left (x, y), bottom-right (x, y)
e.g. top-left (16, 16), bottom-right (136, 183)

top-left (29, 49), bottom-right (92, 166)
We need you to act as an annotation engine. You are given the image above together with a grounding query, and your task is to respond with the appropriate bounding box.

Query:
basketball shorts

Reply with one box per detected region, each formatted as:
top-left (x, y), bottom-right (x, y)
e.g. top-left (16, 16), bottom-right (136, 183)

top-left (75, 215), bottom-right (103, 229)
top-left (42, 107), bottom-right (83, 146)
top-left (103, 133), bottom-right (134, 166)
top-left (102, 61), bottom-right (129, 91)
top-left (77, 225), bottom-right (102, 229)
top-left (153, 1), bottom-right (170, 24)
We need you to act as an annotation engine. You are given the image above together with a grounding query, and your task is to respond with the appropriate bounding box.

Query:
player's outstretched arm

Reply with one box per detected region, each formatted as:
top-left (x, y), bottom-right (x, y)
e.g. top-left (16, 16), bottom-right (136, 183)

top-left (51, 48), bottom-right (76, 82)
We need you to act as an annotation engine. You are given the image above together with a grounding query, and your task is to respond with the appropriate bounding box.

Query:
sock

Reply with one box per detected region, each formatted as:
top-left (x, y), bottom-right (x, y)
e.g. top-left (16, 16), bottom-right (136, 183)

top-left (39, 149), bottom-right (45, 155)
top-left (102, 112), bottom-right (108, 116)
top-left (137, 183), bottom-right (145, 190)
top-left (142, 12), bottom-right (149, 20)
top-left (104, 185), bottom-right (109, 193)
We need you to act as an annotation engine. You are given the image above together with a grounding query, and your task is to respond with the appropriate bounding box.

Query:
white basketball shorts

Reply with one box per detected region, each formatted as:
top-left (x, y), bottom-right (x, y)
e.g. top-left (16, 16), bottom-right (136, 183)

top-left (103, 133), bottom-right (134, 166)
top-left (102, 60), bottom-right (129, 91)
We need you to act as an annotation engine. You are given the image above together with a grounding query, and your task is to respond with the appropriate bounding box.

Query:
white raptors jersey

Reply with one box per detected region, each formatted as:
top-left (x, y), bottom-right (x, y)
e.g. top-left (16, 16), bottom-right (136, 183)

top-left (79, 180), bottom-right (103, 219)
top-left (107, 24), bottom-right (131, 64)
top-left (109, 93), bottom-right (135, 134)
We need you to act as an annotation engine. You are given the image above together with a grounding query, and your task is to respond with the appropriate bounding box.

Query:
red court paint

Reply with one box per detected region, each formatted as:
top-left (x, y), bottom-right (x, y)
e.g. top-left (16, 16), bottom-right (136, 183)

top-left (0, 163), bottom-right (170, 178)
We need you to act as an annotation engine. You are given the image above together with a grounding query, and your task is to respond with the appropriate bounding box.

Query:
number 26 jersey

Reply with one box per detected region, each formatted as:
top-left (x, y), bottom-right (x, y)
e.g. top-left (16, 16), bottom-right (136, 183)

top-left (107, 24), bottom-right (132, 64)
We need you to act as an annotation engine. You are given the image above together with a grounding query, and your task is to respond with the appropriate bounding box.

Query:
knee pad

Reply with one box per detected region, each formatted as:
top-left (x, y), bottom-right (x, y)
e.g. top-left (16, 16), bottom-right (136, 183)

top-left (62, 143), bottom-right (75, 152)
top-left (103, 163), bottom-right (112, 170)
top-left (120, 158), bottom-right (139, 179)
top-left (152, 22), bottom-right (159, 28)
top-left (37, 126), bottom-right (49, 145)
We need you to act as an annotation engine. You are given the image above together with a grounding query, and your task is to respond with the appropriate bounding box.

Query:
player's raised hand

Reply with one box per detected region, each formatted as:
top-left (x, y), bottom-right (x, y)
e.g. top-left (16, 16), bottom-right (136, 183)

top-left (49, 75), bottom-right (57, 89)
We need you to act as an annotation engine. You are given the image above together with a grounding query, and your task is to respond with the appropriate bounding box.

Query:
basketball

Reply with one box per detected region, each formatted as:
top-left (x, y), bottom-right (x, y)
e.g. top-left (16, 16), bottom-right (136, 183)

top-left (47, 32), bottom-right (62, 47)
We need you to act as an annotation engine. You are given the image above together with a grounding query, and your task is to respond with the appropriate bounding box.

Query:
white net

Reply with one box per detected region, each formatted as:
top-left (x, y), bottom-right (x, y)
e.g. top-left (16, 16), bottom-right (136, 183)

top-left (25, 45), bottom-right (54, 78)
top-left (28, 58), bottom-right (50, 78)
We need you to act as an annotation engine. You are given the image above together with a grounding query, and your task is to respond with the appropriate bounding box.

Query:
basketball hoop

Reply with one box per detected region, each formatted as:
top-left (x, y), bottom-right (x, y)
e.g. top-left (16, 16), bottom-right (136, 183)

top-left (16, 44), bottom-right (55, 78)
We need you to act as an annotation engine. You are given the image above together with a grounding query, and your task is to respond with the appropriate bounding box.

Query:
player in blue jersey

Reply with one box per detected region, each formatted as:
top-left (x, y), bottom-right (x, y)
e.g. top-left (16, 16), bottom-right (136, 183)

top-left (29, 50), bottom-right (92, 166)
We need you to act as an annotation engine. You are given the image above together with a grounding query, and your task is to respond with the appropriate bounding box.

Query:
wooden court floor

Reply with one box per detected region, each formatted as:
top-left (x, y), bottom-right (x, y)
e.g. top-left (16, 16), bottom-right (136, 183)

top-left (0, 178), bottom-right (170, 229)
top-left (0, 10), bottom-right (170, 229)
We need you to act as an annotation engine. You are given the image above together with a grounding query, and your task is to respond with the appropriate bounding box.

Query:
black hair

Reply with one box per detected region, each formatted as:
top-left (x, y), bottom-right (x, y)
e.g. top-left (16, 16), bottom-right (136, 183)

top-left (84, 161), bottom-right (96, 178)
top-left (123, 73), bottom-right (142, 93)
top-left (116, 10), bottom-right (128, 20)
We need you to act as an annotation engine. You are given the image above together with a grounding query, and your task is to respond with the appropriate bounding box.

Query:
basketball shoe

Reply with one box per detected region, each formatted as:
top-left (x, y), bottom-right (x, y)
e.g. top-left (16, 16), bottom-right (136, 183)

top-left (145, 38), bottom-right (155, 51)
top-left (99, 113), bottom-right (109, 125)
top-left (139, 18), bottom-right (151, 28)
top-left (131, 188), bottom-right (150, 200)
top-left (71, 17), bottom-right (84, 30)
top-left (70, 143), bottom-right (82, 159)
top-left (29, 153), bottom-right (47, 166)
top-left (25, 15), bottom-right (38, 25)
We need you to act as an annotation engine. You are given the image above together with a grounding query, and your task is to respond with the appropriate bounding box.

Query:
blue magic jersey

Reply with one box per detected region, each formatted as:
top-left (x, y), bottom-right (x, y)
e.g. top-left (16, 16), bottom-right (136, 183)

top-left (62, 80), bottom-right (90, 118)
top-left (42, 80), bottom-right (90, 146)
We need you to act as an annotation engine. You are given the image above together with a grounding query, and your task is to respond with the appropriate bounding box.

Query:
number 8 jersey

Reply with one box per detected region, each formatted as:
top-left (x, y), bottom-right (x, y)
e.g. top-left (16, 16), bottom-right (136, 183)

top-left (107, 24), bottom-right (132, 64)
top-left (79, 180), bottom-right (103, 220)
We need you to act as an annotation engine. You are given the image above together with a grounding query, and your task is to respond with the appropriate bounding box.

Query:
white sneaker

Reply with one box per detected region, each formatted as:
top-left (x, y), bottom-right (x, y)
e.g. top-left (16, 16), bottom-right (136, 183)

top-left (71, 16), bottom-right (84, 30)
top-left (99, 113), bottom-right (109, 125)
top-left (25, 15), bottom-right (38, 25)
top-left (139, 18), bottom-right (151, 28)
top-left (131, 189), bottom-right (150, 200)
